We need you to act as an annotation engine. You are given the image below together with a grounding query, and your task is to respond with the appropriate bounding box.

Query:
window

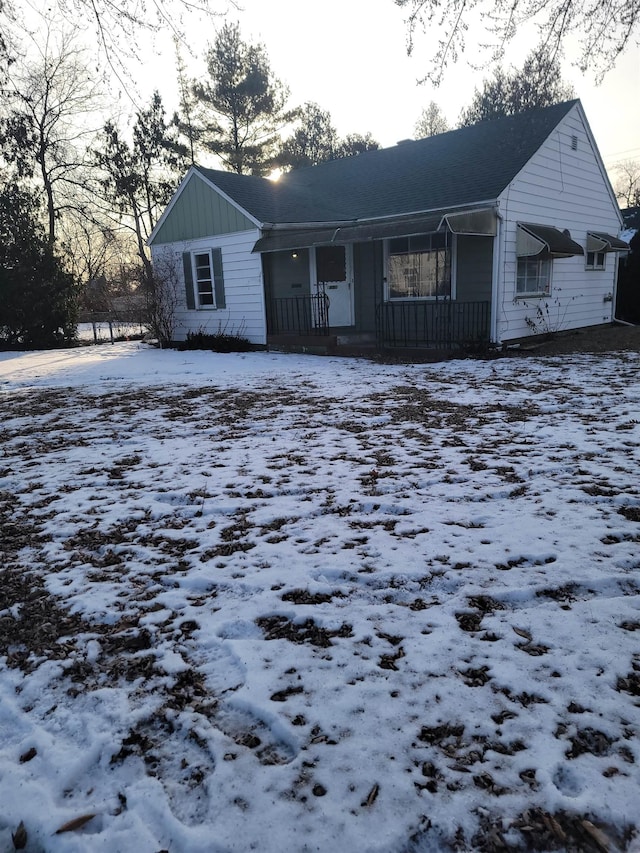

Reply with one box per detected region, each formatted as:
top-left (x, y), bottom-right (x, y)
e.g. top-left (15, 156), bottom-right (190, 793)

top-left (586, 251), bottom-right (606, 270)
top-left (182, 248), bottom-right (226, 311)
top-left (516, 255), bottom-right (552, 296)
top-left (387, 233), bottom-right (451, 299)
top-left (193, 251), bottom-right (215, 306)
top-left (317, 245), bottom-right (346, 282)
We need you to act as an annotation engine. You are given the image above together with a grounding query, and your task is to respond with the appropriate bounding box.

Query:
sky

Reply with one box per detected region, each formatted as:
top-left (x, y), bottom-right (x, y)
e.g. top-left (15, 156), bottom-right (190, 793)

top-left (136, 0), bottom-right (640, 179)
top-left (1, 342), bottom-right (639, 850)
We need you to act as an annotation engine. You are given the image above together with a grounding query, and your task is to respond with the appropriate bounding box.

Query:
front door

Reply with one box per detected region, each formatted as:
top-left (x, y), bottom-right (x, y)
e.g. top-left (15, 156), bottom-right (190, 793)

top-left (313, 245), bottom-right (353, 327)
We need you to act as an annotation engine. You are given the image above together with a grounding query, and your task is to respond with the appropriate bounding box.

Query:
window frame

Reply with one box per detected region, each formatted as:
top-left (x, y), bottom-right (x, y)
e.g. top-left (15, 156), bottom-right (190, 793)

top-left (385, 233), bottom-right (453, 301)
top-left (191, 249), bottom-right (217, 309)
top-left (516, 254), bottom-right (552, 297)
top-left (585, 250), bottom-right (606, 271)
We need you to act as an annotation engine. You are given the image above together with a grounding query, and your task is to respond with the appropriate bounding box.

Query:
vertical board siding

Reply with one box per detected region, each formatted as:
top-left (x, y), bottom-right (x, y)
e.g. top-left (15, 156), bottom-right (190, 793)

top-left (353, 242), bottom-right (383, 333)
top-left (151, 174), bottom-right (254, 245)
top-left (152, 228), bottom-right (266, 344)
top-left (456, 236), bottom-right (493, 303)
top-left (497, 106), bottom-right (621, 341)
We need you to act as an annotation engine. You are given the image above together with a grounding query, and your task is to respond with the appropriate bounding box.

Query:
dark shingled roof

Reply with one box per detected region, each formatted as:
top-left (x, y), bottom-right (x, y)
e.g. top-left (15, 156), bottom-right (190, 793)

top-left (196, 100), bottom-right (579, 225)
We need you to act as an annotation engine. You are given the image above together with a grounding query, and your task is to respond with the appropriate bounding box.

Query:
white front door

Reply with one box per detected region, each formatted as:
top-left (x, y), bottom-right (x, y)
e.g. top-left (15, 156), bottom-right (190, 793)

top-left (313, 245), bottom-right (353, 327)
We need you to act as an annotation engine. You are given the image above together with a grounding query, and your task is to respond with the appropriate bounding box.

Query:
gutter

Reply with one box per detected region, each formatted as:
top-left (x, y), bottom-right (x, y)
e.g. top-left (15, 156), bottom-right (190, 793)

top-left (260, 199), bottom-right (499, 231)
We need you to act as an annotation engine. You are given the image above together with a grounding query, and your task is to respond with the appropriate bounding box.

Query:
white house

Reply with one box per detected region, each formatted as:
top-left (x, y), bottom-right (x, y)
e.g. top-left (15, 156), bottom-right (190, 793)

top-left (148, 99), bottom-right (627, 351)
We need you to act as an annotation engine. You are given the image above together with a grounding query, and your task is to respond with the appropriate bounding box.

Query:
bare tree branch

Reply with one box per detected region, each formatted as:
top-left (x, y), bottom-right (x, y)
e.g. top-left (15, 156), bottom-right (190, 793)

top-left (395, 0), bottom-right (640, 83)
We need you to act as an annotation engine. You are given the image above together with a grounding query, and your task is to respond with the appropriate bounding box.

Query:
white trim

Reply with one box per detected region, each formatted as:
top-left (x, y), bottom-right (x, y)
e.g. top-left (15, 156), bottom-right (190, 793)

top-left (515, 255), bottom-right (553, 297)
top-left (490, 211), bottom-right (503, 344)
top-left (191, 248), bottom-right (217, 309)
top-left (585, 250), bottom-right (606, 271)
top-left (575, 102), bottom-right (624, 226)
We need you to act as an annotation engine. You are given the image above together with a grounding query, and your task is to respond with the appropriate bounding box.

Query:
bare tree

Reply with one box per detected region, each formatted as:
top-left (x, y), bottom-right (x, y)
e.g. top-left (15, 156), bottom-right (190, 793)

top-left (144, 252), bottom-right (182, 345)
top-left (59, 217), bottom-right (121, 286)
top-left (614, 160), bottom-right (640, 208)
top-left (395, 0), bottom-right (638, 84)
top-left (1, 1), bottom-right (232, 80)
top-left (94, 92), bottom-right (184, 286)
top-left (0, 24), bottom-right (104, 243)
top-left (414, 101), bottom-right (449, 138)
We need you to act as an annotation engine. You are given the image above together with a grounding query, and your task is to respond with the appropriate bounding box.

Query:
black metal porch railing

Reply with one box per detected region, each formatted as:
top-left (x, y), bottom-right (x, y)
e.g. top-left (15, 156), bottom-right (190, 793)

top-left (376, 300), bottom-right (491, 349)
top-left (269, 293), bottom-right (330, 335)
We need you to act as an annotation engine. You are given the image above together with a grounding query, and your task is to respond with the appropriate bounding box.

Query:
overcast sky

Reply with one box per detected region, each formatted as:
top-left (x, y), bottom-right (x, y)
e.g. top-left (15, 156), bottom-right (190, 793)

top-left (133, 0), bottom-right (640, 179)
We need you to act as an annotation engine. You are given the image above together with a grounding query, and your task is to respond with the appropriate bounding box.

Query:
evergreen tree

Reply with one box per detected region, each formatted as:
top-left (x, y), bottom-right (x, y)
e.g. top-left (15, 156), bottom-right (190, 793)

top-left (334, 132), bottom-right (380, 159)
top-left (414, 101), bottom-right (449, 138)
top-left (459, 46), bottom-right (574, 127)
top-left (278, 102), bottom-right (338, 169)
top-left (0, 182), bottom-right (78, 347)
top-left (191, 22), bottom-right (294, 175)
top-left (278, 104), bottom-right (380, 171)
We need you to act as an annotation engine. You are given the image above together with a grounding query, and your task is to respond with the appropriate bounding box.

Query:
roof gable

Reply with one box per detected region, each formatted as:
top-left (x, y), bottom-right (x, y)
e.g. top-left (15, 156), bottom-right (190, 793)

top-left (149, 169), bottom-right (257, 245)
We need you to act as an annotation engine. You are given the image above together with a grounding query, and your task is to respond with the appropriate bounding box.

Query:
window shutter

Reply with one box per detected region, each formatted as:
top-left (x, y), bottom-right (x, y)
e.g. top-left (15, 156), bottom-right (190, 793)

top-left (182, 253), bottom-right (195, 309)
top-left (212, 248), bottom-right (226, 309)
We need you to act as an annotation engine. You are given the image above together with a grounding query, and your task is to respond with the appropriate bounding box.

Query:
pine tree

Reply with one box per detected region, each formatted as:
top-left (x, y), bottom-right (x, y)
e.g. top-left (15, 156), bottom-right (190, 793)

top-left (191, 22), bottom-right (294, 175)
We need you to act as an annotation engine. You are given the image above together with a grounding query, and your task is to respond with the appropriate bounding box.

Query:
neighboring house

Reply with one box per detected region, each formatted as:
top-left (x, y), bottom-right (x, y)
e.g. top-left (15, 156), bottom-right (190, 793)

top-left (620, 206), bottom-right (640, 244)
top-left (148, 99), bottom-right (628, 351)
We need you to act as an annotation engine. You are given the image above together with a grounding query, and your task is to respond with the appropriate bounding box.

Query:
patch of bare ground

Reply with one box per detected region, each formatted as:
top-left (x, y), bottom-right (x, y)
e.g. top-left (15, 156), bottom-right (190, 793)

top-left (505, 322), bottom-right (640, 357)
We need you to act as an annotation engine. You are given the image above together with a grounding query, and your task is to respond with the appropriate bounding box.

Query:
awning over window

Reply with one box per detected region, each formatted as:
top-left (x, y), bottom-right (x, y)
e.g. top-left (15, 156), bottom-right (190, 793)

top-left (516, 223), bottom-right (584, 258)
top-left (586, 231), bottom-right (629, 253)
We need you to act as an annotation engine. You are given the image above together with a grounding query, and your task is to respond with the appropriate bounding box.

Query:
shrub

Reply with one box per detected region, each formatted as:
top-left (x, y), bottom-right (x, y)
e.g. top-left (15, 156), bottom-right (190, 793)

top-left (179, 327), bottom-right (253, 352)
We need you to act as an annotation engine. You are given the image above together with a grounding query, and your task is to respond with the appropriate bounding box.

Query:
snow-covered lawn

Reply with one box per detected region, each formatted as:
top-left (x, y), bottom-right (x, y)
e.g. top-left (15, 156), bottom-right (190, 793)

top-left (1, 342), bottom-right (639, 852)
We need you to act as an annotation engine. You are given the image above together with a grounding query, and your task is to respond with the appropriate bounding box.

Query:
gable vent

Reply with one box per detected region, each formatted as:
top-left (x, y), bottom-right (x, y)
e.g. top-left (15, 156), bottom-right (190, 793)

top-left (570, 135), bottom-right (578, 151)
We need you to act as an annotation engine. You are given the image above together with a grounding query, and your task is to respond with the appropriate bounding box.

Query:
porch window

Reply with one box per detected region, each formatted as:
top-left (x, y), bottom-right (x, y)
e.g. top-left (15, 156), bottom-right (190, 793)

top-left (387, 233), bottom-right (451, 299)
top-left (516, 255), bottom-right (552, 296)
top-left (586, 251), bottom-right (606, 270)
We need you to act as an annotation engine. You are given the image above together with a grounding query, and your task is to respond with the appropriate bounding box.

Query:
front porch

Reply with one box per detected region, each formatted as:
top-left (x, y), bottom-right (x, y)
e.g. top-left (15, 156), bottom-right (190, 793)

top-left (266, 295), bottom-right (491, 352)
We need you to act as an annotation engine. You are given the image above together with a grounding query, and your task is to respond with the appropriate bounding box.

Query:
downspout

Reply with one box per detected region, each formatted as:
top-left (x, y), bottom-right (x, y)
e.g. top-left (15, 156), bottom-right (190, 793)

top-left (490, 208), bottom-right (504, 345)
top-left (612, 251), bottom-right (620, 323)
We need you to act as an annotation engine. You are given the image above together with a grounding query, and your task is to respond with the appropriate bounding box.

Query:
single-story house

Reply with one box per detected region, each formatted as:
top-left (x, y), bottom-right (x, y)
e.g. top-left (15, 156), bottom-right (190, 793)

top-left (148, 99), bottom-right (628, 351)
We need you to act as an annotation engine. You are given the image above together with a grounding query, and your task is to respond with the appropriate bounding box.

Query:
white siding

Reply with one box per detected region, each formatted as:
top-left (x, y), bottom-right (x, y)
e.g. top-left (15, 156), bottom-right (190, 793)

top-left (496, 104), bottom-right (621, 342)
top-left (151, 229), bottom-right (266, 345)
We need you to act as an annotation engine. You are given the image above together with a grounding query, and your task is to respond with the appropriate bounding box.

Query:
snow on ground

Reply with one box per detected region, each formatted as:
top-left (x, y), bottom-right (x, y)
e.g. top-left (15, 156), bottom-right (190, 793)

top-left (1, 342), bottom-right (639, 852)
